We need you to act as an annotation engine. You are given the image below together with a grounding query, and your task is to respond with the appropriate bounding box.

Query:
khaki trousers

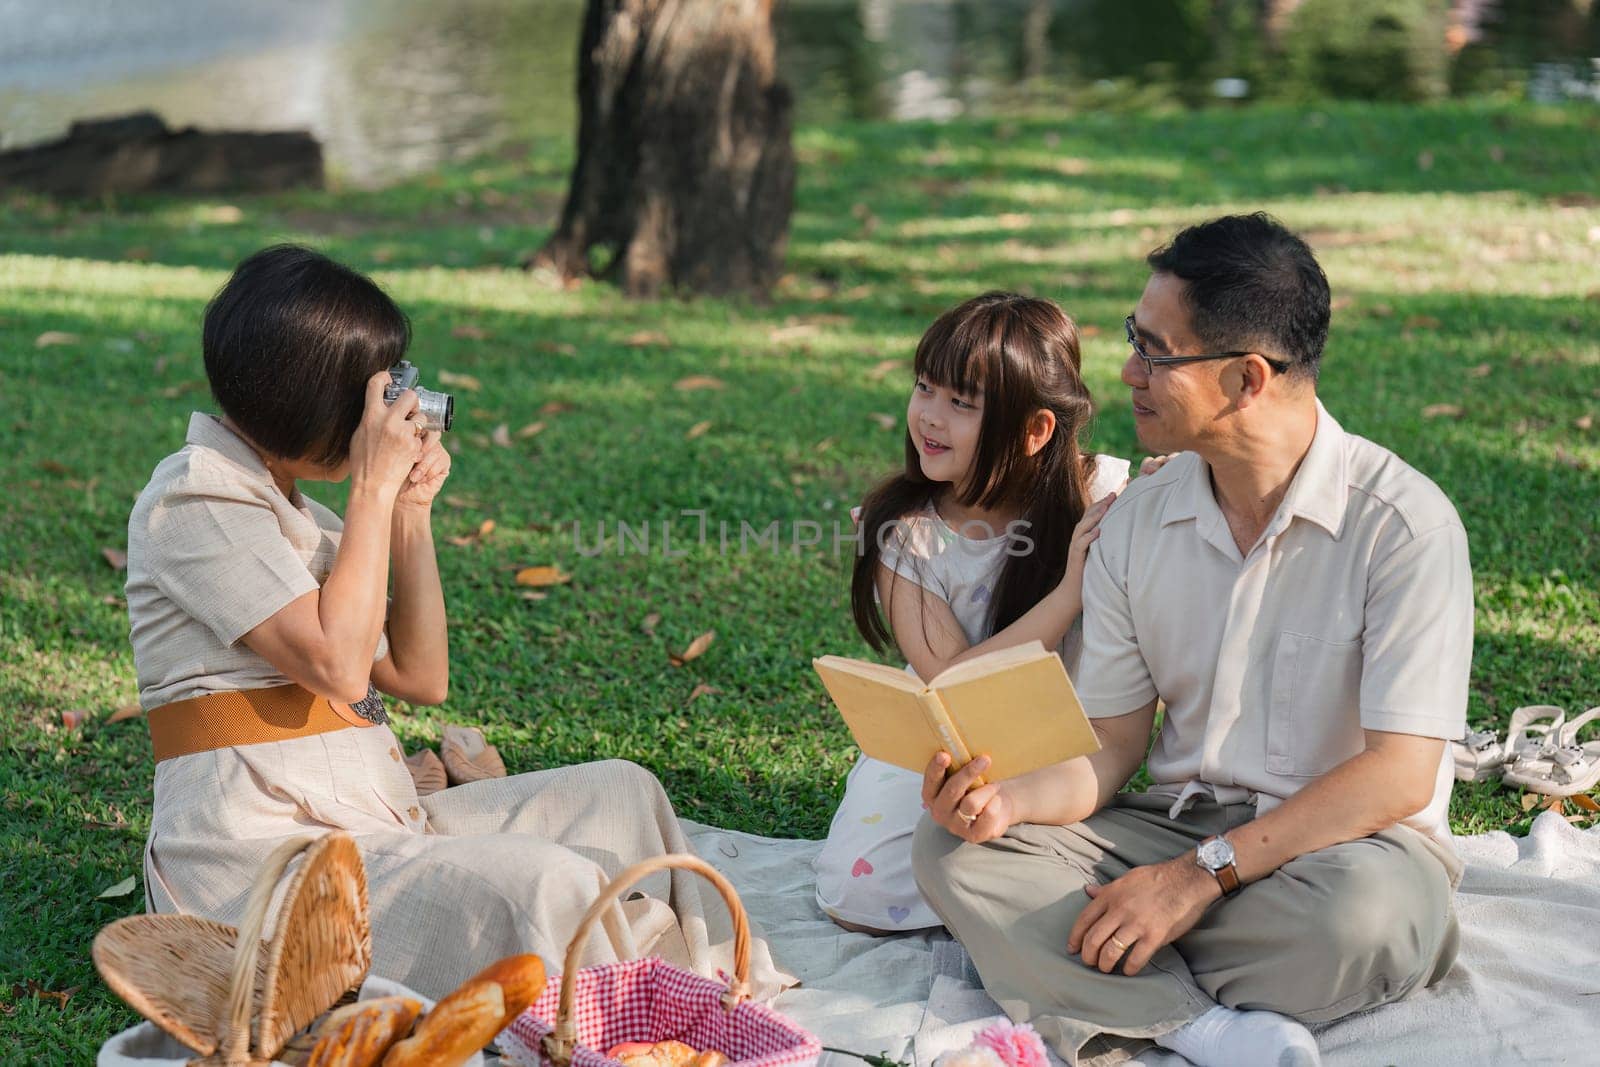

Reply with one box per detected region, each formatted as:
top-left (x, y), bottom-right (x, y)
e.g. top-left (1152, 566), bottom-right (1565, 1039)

top-left (912, 792), bottom-right (1459, 1065)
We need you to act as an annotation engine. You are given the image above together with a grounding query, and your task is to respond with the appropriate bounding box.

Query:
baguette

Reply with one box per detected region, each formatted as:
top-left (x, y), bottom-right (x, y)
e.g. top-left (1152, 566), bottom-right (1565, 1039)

top-left (381, 980), bottom-right (504, 1067)
top-left (305, 996), bottom-right (423, 1067)
top-left (465, 953), bottom-right (546, 1028)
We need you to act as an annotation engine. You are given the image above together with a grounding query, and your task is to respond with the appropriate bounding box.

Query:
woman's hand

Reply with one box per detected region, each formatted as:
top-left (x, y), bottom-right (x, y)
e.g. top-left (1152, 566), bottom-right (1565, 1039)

top-left (394, 431), bottom-right (452, 511)
top-left (922, 753), bottom-right (1014, 844)
top-left (1059, 488), bottom-right (1119, 599)
top-left (349, 371), bottom-right (425, 500)
top-left (1139, 453), bottom-right (1175, 476)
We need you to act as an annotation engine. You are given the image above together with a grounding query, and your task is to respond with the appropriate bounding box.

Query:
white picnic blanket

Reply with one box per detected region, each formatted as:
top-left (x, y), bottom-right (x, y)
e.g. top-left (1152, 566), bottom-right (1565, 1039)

top-left (684, 810), bottom-right (1600, 1067)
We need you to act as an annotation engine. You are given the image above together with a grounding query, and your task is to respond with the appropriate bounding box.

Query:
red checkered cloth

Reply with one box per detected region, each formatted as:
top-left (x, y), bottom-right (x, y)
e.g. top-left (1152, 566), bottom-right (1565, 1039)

top-left (498, 958), bottom-right (819, 1067)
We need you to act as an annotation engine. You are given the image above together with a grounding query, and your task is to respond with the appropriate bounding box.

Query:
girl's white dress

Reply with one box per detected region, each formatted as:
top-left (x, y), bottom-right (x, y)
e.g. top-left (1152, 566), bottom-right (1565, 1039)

top-left (814, 454), bottom-right (1129, 930)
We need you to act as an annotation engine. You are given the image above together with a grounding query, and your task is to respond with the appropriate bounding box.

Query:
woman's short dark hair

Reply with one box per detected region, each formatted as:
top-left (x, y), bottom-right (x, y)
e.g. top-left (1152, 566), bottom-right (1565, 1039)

top-left (202, 245), bottom-right (411, 464)
top-left (1146, 213), bottom-right (1330, 382)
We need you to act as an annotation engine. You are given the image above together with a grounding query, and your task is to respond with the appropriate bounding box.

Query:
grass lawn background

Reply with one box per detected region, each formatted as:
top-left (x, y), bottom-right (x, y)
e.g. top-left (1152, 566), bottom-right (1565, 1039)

top-left (1, 100), bottom-right (1597, 1057)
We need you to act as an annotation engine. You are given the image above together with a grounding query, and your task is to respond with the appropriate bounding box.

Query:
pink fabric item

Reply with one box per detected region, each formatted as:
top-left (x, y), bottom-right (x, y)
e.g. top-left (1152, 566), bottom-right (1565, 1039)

top-left (500, 957), bottom-right (819, 1067)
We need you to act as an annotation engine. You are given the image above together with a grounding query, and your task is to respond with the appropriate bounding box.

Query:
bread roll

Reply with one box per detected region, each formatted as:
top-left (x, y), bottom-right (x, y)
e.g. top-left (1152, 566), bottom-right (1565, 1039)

top-left (305, 996), bottom-right (422, 1067)
top-left (696, 1052), bottom-right (729, 1067)
top-left (651, 1041), bottom-right (701, 1067)
top-left (466, 953), bottom-right (547, 1028)
top-left (381, 980), bottom-right (504, 1067)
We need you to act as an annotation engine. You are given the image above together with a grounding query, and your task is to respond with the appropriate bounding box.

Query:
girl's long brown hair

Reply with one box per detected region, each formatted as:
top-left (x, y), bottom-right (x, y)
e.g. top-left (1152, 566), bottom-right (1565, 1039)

top-left (851, 292), bottom-right (1095, 654)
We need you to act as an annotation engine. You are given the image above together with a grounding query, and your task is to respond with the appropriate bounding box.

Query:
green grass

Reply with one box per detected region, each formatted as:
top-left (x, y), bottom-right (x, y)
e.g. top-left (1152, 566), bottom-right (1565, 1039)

top-left (2, 100), bottom-right (1597, 1058)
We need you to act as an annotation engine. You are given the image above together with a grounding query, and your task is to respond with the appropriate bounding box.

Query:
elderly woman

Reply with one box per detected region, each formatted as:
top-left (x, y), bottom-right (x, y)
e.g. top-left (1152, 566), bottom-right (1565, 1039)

top-left (126, 245), bottom-right (783, 998)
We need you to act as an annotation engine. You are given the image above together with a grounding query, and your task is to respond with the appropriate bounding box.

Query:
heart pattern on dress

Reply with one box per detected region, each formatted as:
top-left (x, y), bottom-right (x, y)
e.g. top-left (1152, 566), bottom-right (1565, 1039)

top-left (971, 584), bottom-right (991, 605)
top-left (887, 905), bottom-right (911, 923)
top-left (861, 812), bottom-right (884, 824)
top-left (851, 857), bottom-right (874, 878)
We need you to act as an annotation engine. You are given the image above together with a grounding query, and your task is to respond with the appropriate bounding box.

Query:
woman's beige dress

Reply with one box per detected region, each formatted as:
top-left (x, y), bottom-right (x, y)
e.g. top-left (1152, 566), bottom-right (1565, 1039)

top-left (126, 414), bottom-right (786, 998)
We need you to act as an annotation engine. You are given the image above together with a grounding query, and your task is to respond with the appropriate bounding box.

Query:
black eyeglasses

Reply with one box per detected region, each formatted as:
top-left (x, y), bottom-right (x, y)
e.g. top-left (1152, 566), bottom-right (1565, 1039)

top-left (1124, 316), bottom-right (1290, 376)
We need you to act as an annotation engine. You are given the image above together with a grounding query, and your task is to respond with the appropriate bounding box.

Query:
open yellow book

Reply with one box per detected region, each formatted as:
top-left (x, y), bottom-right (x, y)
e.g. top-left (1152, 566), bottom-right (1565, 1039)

top-left (812, 640), bottom-right (1100, 781)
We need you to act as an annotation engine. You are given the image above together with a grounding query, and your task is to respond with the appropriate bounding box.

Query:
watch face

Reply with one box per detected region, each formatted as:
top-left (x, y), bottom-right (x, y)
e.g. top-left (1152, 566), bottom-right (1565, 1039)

top-left (1198, 837), bottom-right (1234, 870)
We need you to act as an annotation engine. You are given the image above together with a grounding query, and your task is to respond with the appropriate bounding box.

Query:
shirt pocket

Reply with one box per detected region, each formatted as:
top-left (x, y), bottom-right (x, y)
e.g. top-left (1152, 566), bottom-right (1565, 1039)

top-left (1267, 631), bottom-right (1365, 778)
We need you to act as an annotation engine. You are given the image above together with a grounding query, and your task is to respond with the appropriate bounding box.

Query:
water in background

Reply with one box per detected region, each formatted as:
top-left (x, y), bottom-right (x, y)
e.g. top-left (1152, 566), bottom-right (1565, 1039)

top-left (1, 0), bottom-right (1594, 186)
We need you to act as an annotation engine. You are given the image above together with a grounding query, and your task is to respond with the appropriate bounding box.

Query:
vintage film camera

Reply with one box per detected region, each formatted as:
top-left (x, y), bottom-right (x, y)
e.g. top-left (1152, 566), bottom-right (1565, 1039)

top-left (383, 360), bottom-right (454, 432)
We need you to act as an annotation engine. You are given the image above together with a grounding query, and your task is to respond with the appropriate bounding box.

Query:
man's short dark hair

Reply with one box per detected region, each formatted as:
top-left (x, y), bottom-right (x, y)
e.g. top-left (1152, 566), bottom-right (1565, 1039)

top-left (1147, 213), bottom-right (1330, 382)
top-left (202, 244), bottom-right (410, 465)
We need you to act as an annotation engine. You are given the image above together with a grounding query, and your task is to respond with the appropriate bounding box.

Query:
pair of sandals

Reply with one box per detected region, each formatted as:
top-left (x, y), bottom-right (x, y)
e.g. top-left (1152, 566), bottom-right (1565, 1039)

top-left (1453, 704), bottom-right (1600, 796)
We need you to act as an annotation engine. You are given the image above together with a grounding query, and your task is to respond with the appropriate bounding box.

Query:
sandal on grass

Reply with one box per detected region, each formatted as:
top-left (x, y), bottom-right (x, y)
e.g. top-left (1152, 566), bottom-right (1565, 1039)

top-left (1504, 707), bottom-right (1600, 798)
top-left (1451, 705), bottom-right (1564, 782)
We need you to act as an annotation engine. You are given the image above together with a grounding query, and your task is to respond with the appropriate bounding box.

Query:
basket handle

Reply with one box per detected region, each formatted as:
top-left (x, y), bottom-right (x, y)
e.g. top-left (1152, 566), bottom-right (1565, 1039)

top-left (543, 853), bottom-right (752, 1067)
top-left (217, 833), bottom-right (321, 1064)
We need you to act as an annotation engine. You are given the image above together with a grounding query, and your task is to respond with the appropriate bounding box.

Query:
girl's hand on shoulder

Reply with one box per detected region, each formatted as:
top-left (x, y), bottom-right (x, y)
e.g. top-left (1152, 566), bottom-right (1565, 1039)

top-left (922, 753), bottom-right (1013, 843)
top-left (1139, 453), bottom-right (1176, 477)
top-left (394, 431), bottom-right (452, 512)
top-left (1060, 488), bottom-right (1118, 596)
top-left (350, 371), bottom-right (425, 499)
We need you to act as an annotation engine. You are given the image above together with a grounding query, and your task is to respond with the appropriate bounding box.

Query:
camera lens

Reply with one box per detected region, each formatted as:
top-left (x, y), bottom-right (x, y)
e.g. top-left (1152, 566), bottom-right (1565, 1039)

top-left (441, 394), bottom-right (454, 431)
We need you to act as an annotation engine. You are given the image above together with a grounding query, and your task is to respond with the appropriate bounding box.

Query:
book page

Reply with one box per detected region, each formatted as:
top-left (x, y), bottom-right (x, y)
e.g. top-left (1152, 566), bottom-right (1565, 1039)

top-left (935, 652), bottom-right (1100, 781)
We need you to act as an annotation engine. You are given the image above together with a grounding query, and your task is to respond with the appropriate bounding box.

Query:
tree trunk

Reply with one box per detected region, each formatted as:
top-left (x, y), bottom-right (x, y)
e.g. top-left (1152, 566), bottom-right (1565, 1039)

top-left (528, 0), bottom-right (795, 299)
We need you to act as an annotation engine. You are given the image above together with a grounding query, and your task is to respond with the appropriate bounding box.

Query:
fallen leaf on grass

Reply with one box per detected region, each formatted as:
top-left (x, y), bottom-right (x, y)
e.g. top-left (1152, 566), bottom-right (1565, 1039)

top-left (641, 612), bottom-right (661, 635)
top-left (38, 459), bottom-right (72, 476)
top-left (437, 370), bottom-right (482, 392)
top-left (35, 330), bottom-right (80, 348)
top-left (1416, 150), bottom-right (1434, 171)
top-left (687, 683), bottom-right (719, 704)
top-left (515, 565), bottom-right (571, 588)
top-left (1521, 792), bottom-right (1541, 812)
top-left (442, 493), bottom-right (482, 510)
top-left (101, 595), bottom-right (124, 608)
top-left (107, 703), bottom-right (143, 725)
top-left (673, 375), bottom-right (725, 392)
top-left (539, 401), bottom-right (573, 415)
top-left (1421, 404), bottom-right (1462, 420)
top-left (1571, 794), bottom-right (1600, 813)
top-left (447, 519), bottom-right (496, 547)
top-left (516, 421), bottom-right (547, 440)
top-left (668, 630), bottom-right (715, 667)
top-left (867, 358), bottom-right (907, 382)
top-left (626, 330), bottom-right (672, 348)
top-left (685, 420), bottom-right (712, 440)
top-left (1576, 415), bottom-right (1593, 431)
top-left (451, 324), bottom-right (493, 341)
top-left (11, 981), bottom-right (78, 1010)
top-left (101, 546), bottom-right (128, 570)
top-left (1469, 363), bottom-right (1492, 378)
top-left (868, 412), bottom-right (898, 431)
top-left (97, 875), bottom-right (137, 899)
top-left (159, 381), bottom-right (205, 399)
top-left (61, 709), bottom-right (88, 731)
top-left (491, 423), bottom-right (513, 448)
top-left (536, 340), bottom-right (578, 357)
top-left (1403, 315), bottom-right (1442, 330)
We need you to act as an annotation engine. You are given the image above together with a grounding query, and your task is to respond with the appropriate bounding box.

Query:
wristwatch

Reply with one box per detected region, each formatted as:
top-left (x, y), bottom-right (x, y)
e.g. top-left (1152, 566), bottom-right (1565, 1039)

top-left (1195, 835), bottom-right (1241, 896)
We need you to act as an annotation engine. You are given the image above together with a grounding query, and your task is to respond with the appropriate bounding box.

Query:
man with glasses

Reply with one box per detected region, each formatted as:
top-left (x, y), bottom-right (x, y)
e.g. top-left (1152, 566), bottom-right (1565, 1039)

top-left (913, 213), bottom-right (1471, 1067)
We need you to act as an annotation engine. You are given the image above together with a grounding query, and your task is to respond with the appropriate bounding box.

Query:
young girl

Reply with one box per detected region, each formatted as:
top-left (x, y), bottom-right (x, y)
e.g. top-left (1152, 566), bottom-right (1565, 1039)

top-left (814, 291), bottom-right (1130, 934)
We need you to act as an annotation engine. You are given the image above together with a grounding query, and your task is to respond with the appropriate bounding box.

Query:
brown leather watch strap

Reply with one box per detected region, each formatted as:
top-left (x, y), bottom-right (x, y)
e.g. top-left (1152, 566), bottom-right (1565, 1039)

top-left (1214, 861), bottom-right (1241, 896)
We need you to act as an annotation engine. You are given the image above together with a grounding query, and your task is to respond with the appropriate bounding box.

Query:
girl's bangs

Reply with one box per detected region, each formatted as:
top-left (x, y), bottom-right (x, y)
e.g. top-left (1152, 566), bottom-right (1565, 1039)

top-left (913, 322), bottom-right (991, 398)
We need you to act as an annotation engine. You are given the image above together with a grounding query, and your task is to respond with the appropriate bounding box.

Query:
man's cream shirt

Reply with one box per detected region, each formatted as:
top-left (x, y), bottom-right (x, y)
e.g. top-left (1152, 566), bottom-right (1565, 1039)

top-left (1078, 401), bottom-right (1472, 873)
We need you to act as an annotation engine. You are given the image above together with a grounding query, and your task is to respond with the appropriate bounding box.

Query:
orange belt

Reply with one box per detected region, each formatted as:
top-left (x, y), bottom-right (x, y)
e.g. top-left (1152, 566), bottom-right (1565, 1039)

top-left (148, 684), bottom-right (374, 762)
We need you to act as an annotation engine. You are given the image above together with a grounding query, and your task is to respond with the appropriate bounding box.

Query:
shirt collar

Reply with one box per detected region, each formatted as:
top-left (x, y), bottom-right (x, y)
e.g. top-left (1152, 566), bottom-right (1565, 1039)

top-left (1159, 400), bottom-right (1349, 540)
top-left (184, 412), bottom-right (275, 485)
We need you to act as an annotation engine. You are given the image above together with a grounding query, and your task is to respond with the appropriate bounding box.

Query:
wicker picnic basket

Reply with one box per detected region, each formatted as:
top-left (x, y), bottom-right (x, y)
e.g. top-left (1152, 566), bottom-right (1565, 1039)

top-left (498, 854), bottom-right (819, 1067)
top-left (92, 832), bottom-right (371, 1066)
